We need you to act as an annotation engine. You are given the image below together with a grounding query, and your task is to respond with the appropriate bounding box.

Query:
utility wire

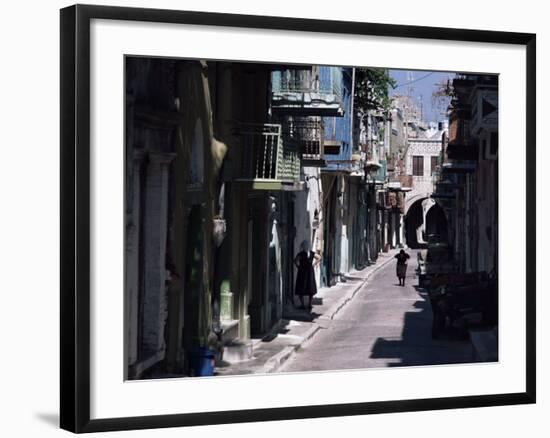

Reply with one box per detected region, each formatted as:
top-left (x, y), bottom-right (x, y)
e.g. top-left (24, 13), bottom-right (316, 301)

top-left (393, 72), bottom-right (435, 88)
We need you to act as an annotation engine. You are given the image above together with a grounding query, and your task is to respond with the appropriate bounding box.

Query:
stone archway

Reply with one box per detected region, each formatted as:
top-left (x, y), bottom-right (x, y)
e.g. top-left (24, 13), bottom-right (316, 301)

top-left (404, 197), bottom-right (448, 248)
top-left (405, 198), bottom-right (425, 248)
top-left (403, 192), bottom-right (428, 216)
top-left (425, 202), bottom-right (448, 242)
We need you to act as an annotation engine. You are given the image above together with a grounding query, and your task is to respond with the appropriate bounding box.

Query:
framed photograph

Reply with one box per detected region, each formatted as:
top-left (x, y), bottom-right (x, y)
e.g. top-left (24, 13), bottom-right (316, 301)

top-left (60, 4), bottom-right (536, 433)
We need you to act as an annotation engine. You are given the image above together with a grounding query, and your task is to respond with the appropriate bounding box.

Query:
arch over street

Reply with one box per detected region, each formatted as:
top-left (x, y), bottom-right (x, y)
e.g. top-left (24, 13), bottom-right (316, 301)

top-left (404, 197), bottom-right (448, 248)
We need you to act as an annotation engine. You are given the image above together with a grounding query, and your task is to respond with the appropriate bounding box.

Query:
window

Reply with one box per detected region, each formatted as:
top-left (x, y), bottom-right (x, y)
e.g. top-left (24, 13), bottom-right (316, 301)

top-left (412, 156), bottom-right (424, 176)
top-left (431, 156), bottom-right (439, 175)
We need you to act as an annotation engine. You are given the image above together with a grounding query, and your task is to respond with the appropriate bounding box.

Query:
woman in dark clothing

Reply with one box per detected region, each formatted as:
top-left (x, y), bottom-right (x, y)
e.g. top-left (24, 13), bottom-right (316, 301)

top-left (394, 249), bottom-right (410, 286)
top-left (294, 240), bottom-right (321, 310)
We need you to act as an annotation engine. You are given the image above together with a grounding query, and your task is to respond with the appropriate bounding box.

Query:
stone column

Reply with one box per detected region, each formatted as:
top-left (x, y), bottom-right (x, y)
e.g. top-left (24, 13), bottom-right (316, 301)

top-left (385, 210), bottom-right (391, 250)
top-left (140, 152), bottom-right (176, 362)
top-left (465, 175), bottom-right (471, 272)
top-left (391, 211), bottom-right (397, 248)
top-left (126, 150), bottom-right (146, 372)
top-left (403, 215), bottom-right (407, 248)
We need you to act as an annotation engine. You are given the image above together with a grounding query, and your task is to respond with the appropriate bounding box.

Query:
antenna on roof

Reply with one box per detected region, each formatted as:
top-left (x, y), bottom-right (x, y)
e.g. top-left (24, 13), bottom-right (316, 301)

top-left (406, 71), bottom-right (414, 99)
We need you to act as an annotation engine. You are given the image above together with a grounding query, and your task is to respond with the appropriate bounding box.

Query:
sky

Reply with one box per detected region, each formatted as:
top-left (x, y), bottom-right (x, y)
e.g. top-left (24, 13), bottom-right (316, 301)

top-left (389, 70), bottom-right (454, 124)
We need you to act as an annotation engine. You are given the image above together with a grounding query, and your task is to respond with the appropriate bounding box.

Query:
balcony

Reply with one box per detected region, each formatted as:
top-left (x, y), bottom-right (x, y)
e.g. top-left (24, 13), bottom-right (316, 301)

top-left (441, 161), bottom-right (477, 174)
top-left (284, 118), bottom-right (325, 167)
top-left (446, 140), bottom-right (479, 161)
top-left (371, 159), bottom-right (387, 184)
top-left (271, 67), bottom-right (344, 116)
top-left (387, 173), bottom-right (412, 192)
top-left (386, 191), bottom-right (405, 212)
top-left (234, 123), bottom-right (303, 191)
top-left (448, 117), bottom-right (471, 146)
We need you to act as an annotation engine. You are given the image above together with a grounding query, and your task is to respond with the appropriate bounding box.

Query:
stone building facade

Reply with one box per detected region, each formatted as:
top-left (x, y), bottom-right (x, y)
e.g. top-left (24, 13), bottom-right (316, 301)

top-left (436, 74), bottom-right (498, 274)
top-left (402, 120), bottom-right (448, 248)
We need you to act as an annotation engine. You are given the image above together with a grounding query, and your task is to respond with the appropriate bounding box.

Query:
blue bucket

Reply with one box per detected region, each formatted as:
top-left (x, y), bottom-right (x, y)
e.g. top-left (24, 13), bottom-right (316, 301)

top-left (189, 348), bottom-right (215, 377)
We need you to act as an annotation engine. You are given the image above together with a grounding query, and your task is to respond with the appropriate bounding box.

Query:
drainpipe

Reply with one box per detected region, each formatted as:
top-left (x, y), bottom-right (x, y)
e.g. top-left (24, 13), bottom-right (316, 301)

top-left (349, 67), bottom-right (356, 154)
top-left (348, 68), bottom-right (357, 267)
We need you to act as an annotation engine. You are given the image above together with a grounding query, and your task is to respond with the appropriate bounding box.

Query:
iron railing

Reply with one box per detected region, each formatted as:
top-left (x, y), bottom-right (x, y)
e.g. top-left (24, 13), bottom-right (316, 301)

top-left (284, 118), bottom-right (325, 162)
top-left (371, 159), bottom-right (387, 182)
top-left (237, 123), bottom-right (300, 182)
top-left (271, 67), bottom-right (343, 101)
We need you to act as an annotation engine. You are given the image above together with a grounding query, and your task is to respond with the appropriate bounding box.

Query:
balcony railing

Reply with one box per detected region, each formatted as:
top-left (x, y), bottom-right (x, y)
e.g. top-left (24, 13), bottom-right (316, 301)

top-left (372, 159), bottom-right (387, 183)
top-left (272, 68), bottom-right (342, 97)
top-left (284, 118), bottom-right (325, 165)
top-left (273, 69), bottom-right (315, 94)
top-left (235, 123), bottom-right (301, 187)
top-left (271, 67), bottom-right (344, 116)
top-left (386, 191), bottom-right (405, 212)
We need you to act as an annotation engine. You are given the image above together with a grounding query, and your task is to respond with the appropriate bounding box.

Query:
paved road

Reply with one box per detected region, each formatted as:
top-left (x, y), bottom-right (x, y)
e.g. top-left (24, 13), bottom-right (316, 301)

top-left (279, 250), bottom-right (475, 372)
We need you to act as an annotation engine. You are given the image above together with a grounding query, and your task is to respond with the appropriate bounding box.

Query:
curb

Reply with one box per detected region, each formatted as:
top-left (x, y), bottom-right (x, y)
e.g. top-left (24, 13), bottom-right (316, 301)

top-left (262, 324), bottom-right (322, 373)
top-left (265, 251), bottom-right (398, 373)
top-left (326, 252), bottom-right (398, 320)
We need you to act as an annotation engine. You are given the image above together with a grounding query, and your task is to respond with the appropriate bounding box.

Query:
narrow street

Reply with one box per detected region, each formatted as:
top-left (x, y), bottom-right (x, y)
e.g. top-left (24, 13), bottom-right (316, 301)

top-left (122, 61), bottom-right (498, 381)
top-left (279, 250), bottom-right (475, 372)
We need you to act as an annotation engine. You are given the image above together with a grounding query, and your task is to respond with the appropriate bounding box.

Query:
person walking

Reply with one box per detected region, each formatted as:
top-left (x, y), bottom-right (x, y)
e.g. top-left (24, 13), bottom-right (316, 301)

top-left (294, 240), bottom-right (321, 310)
top-left (394, 249), bottom-right (410, 286)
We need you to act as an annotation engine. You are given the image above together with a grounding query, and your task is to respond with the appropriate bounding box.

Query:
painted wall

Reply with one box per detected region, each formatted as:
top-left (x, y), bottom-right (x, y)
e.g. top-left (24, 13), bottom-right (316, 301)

top-left (323, 67), bottom-right (354, 171)
top-left (293, 166), bottom-right (324, 298)
top-left (404, 139), bottom-right (442, 214)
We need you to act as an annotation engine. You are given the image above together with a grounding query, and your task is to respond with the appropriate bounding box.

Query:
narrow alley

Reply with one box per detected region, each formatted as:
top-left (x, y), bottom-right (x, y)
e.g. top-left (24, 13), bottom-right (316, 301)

top-left (279, 251), bottom-right (475, 372)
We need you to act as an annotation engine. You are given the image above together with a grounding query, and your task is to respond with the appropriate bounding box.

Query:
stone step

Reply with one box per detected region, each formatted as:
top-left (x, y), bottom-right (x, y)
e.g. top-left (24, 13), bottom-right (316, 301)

top-left (220, 319), bottom-right (239, 344)
top-left (222, 339), bottom-right (253, 363)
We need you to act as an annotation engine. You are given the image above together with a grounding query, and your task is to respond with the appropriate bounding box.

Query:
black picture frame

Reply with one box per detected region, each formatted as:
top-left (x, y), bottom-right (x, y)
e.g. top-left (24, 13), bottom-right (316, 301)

top-left (60, 4), bottom-right (536, 433)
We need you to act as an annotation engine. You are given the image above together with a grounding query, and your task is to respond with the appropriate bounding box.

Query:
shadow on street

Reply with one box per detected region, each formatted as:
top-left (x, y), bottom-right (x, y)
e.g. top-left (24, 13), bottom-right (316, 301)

top-left (369, 281), bottom-right (477, 367)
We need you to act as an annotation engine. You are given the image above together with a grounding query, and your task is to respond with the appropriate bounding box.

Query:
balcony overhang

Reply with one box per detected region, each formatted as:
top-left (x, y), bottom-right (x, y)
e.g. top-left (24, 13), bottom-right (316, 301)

top-left (362, 178), bottom-right (386, 187)
top-left (442, 161), bottom-right (477, 173)
top-left (364, 160), bottom-right (382, 170)
top-left (271, 92), bottom-right (344, 116)
top-left (431, 192), bottom-right (456, 199)
top-left (446, 142), bottom-right (479, 161)
top-left (264, 64), bottom-right (313, 71)
top-left (435, 180), bottom-right (460, 190)
top-left (323, 140), bottom-right (342, 156)
top-left (323, 157), bottom-right (362, 174)
top-left (388, 181), bottom-right (410, 191)
top-left (234, 179), bottom-right (305, 192)
top-left (321, 167), bottom-right (353, 175)
top-left (301, 158), bottom-right (327, 168)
